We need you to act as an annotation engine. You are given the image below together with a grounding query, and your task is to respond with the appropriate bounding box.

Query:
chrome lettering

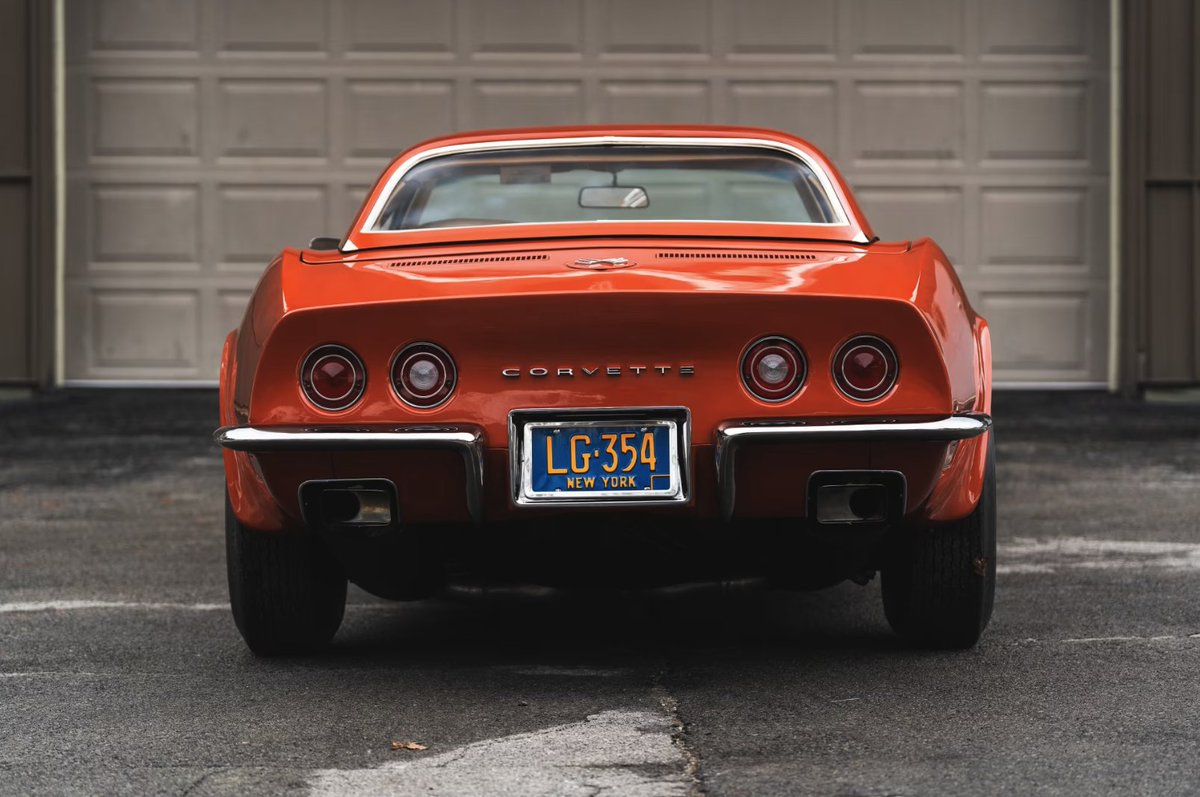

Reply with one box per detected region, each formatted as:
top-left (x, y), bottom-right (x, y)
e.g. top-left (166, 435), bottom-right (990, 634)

top-left (501, 364), bottom-right (696, 378)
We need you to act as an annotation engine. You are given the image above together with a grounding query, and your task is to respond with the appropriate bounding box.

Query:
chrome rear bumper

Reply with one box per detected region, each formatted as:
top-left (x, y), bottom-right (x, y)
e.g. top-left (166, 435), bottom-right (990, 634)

top-left (715, 413), bottom-right (992, 520)
top-left (213, 425), bottom-right (486, 523)
top-left (215, 412), bottom-right (991, 525)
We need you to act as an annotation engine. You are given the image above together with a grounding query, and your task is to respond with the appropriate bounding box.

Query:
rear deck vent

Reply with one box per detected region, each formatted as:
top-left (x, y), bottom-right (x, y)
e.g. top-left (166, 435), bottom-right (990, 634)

top-left (384, 254), bottom-right (549, 268)
top-left (657, 251), bottom-right (817, 261)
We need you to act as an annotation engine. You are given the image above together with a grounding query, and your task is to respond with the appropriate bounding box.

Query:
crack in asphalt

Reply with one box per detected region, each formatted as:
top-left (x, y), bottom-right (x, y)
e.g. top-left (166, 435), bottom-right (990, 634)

top-left (652, 670), bottom-right (706, 797)
top-left (179, 769), bottom-right (215, 797)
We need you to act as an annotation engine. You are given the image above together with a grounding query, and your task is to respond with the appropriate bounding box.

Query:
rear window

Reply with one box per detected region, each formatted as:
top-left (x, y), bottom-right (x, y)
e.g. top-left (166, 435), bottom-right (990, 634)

top-left (370, 144), bottom-right (840, 231)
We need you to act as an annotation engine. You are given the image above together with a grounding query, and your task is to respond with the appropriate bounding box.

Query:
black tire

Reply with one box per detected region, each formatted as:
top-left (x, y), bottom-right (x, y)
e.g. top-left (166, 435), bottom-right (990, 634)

top-left (225, 493), bottom-right (347, 656)
top-left (881, 436), bottom-right (997, 649)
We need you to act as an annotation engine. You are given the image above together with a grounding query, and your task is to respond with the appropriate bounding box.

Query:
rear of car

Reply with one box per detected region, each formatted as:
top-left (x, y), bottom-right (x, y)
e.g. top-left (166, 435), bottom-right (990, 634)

top-left (215, 127), bottom-right (994, 655)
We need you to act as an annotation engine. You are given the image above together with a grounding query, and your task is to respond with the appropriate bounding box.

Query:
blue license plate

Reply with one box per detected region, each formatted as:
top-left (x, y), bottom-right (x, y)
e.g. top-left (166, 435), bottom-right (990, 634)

top-left (521, 420), bottom-right (680, 501)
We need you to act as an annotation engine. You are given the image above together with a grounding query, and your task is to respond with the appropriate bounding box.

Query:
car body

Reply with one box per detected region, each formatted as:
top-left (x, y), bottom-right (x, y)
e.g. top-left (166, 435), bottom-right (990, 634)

top-left (215, 125), bottom-right (995, 655)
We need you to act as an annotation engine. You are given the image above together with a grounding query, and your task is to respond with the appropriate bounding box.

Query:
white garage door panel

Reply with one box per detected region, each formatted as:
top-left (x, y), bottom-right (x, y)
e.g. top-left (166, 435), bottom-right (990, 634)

top-left (64, 0), bottom-right (1110, 384)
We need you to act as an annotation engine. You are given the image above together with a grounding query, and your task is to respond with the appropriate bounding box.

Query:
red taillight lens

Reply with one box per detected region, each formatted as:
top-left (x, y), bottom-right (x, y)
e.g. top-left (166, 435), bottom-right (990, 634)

top-left (834, 336), bottom-right (898, 402)
top-left (741, 336), bottom-right (806, 402)
top-left (392, 342), bottom-right (456, 409)
top-left (300, 345), bottom-right (365, 412)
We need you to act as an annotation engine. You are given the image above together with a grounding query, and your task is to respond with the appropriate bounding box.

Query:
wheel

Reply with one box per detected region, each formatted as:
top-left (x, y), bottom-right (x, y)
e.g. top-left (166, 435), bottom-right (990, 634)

top-left (881, 436), bottom-right (997, 649)
top-left (225, 492), bottom-right (347, 656)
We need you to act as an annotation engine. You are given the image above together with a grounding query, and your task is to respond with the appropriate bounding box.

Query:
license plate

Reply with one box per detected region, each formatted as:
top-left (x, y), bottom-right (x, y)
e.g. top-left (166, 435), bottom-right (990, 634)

top-left (520, 420), bottom-right (681, 502)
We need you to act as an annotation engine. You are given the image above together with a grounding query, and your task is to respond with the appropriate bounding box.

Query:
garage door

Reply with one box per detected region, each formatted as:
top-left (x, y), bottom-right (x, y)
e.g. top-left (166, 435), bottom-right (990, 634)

top-left (64, 0), bottom-right (1110, 385)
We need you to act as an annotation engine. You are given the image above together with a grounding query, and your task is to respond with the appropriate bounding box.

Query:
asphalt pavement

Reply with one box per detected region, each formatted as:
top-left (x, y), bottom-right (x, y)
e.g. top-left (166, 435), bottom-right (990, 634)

top-left (1, 389), bottom-right (1198, 796)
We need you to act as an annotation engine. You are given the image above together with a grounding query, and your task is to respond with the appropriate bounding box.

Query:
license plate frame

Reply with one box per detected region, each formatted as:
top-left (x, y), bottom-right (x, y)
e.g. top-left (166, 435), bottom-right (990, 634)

top-left (511, 408), bottom-right (690, 506)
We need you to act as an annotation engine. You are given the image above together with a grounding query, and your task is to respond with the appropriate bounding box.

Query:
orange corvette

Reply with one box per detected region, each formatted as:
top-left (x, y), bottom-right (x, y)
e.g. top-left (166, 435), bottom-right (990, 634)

top-left (215, 126), bottom-right (994, 655)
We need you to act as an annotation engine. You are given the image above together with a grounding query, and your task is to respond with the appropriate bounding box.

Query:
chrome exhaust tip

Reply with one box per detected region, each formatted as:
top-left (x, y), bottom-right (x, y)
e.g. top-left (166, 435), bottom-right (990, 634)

top-left (300, 479), bottom-right (398, 528)
top-left (816, 484), bottom-right (887, 523)
top-left (319, 488), bottom-right (392, 526)
top-left (808, 470), bottom-right (905, 525)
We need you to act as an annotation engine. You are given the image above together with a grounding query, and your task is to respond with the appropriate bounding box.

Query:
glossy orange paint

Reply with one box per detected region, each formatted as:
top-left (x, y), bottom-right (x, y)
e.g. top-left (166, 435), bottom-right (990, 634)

top-left (221, 127), bottom-right (990, 532)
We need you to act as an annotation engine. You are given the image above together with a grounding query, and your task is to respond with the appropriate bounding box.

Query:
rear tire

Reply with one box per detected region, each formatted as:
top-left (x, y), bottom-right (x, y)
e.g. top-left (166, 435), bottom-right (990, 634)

top-left (881, 437), bottom-right (996, 649)
top-left (226, 493), bottom-right (347, 656)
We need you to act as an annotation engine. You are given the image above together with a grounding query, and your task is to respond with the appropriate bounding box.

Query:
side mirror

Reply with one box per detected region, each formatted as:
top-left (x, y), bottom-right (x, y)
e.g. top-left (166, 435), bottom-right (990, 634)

top-left (308, 236), bottom-right (341, 251)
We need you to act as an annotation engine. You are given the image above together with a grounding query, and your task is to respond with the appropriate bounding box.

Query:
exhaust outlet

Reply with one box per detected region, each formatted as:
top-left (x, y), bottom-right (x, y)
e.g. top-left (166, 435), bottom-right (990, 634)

top-left (847, 486), bottom-right (886, 521)
top-left (816, 484), bottom-right (887, 523)
top-left (317, 487), bottom-right (393, 526)
top-left (808, 471), bottom-right (905, 525)
top-left (320, 490), bottom-right (360, 523)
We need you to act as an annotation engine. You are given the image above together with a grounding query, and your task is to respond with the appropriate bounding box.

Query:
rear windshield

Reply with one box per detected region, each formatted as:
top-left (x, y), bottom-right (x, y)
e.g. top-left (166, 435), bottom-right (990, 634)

top-left (370, 144), bottom-right (840, 231)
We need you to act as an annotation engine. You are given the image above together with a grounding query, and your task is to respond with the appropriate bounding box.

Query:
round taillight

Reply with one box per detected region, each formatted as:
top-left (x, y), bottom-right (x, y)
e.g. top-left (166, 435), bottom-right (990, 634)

top-left (740, 336), bottom-right (806, 402)
top-left (834, 336), bottom-right (899, 402)
top-left (300, 345), bottom-right (365, 412)
top-left (392, 342), bottom-right (456, 409)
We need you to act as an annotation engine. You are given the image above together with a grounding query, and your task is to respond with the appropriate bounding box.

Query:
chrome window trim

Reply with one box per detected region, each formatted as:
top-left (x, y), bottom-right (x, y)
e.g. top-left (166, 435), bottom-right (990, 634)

top-left (213, 424), bottom-right (486, 523)
top-left (355, 135), bottom-right (857, 238)
top-left (715, 412), bottom-right (992, 521)
top-left (508, 407), bottom-right (692, 508)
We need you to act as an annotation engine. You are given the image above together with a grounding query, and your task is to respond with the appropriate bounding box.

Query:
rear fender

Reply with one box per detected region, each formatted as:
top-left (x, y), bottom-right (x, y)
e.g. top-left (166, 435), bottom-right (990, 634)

top-left (922, 316), bottom-right (991, 522)
top-left (221, 328), bottom-right (291, 532)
